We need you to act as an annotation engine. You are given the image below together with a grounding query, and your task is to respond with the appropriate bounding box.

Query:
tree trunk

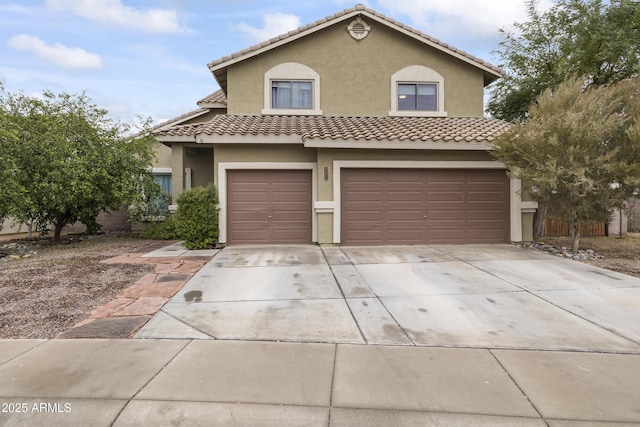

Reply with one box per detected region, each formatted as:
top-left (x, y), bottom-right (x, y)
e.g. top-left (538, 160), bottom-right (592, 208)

top-left (53, 212), bottom-right (72, 242)
top-left (533, 204), bottom-right (548, 239)
top-left (53, 223), bottom-right (63, 242)
top-left (26, 221), bottom-right (33, 239)
top-left (571, 221), bottom-right (580, 254)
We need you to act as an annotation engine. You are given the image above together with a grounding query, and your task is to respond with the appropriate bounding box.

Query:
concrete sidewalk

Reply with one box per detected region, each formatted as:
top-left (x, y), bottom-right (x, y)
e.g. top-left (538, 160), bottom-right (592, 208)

top-left (1, 339), bottom-right (639, 426)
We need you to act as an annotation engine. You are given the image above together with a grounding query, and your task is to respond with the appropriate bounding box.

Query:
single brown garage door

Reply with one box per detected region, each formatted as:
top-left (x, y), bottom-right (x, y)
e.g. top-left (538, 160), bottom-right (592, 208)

top-left (227, 170), bottom-right (312, 244)
top-left (341, 168), bottom-right (509, 245)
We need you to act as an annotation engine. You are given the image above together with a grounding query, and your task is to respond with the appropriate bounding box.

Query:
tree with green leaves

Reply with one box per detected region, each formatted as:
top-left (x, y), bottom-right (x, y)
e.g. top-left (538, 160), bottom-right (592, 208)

top-left (493, 77), bottom-right (640, 252)
top-left (488, 0), bottom-right (640, 238)
top-left (488, 0), bottom-right (640, 122)
top-left (0, 87), bottom-right (158, 241)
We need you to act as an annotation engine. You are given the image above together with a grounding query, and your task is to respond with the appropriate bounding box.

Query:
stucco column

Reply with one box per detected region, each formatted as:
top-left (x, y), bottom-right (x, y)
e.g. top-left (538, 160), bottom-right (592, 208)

top-left (171, 144), bottom-right (184, 205)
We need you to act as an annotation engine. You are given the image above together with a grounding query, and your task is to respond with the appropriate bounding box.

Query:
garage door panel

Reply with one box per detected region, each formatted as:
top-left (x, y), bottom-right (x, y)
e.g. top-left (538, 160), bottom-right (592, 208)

top-left (271, 195), bottom-right (310, 204)
top-left (344, 191), bottom-right (384, 202)
top-left (271, 211), bottom-right (311, 221)
top-left (228, 170), bottom-right (312, 244)
top-left (428, 171), bottom-right (465, 183)
top-left (468, 210), bottom-right (507, 221)
top-left (428, 192), bottom-right (464, 202)
top-left (427, 229), bottom-right (465, 241)
top-left (230, 192), bottom-right (269, 204)
top-left (387, 191), bottom-right (424, 202)
top-left (344, 210), bottom-right (384, 222)
top-left (467, 229), bottom-right (506, 243)
top-left (343, 170), bottom-right (383, 183)
top-left (341, 168), bottom-right (509, 245)
top-left (231, 210), bottom-right (269, 220)
top-left (230, 174), bottom-right (268, 184)
top-left (230, 229), bottom-right (269, 244)
top-left (469, 191), bottom-right (506, 202)
top-left (386, 170), bottom-right (424, 183)
top-left (344, 230), bottom-right (384, 243)
top-left (427, 211), bottom-right (465, 222)
top-left (386, 210), bottom-right (424, 221)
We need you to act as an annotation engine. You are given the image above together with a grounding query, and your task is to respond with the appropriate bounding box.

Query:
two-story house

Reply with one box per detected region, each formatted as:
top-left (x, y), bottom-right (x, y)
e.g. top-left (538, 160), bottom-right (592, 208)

top-left (153, 4), bottom-right (537, 246)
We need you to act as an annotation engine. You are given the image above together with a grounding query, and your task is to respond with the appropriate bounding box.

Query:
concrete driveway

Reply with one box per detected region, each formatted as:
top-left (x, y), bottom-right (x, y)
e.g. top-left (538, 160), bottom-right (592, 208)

top-left (136, 244), bottom-right (640, 352)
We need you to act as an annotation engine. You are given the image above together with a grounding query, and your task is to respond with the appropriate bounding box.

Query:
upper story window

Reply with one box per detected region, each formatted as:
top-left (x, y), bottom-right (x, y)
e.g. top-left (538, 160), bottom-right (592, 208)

top-left (271, 80), bottom-right (313, 109)
top-left (390, 65), bottom-right (447, 117)
top-left (397, 83), bottom-right (437, 111)
top-left (263, 63), bottom-right (322, 115)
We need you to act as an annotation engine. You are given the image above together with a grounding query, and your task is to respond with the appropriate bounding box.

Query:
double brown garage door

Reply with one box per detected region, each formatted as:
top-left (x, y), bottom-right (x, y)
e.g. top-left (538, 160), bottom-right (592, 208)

top-left (341, 168), bottom-right (510, 245)
top-left (226, 168), bottom-right (509, 245)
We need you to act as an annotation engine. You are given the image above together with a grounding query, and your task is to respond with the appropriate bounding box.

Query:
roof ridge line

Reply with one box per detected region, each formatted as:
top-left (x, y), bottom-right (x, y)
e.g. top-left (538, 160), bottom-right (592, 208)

top-left (206, 5), bottom-right (503, 77)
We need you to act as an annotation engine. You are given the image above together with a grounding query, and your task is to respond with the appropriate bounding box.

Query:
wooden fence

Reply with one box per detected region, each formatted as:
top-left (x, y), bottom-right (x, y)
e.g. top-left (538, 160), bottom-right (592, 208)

top-left (544, 217), bottom-right (606, 237)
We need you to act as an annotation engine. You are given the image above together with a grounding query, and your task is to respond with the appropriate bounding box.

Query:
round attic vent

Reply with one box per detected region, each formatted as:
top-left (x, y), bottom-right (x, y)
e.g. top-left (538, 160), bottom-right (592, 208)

top-left (348, 17), bottom-right (370, 40)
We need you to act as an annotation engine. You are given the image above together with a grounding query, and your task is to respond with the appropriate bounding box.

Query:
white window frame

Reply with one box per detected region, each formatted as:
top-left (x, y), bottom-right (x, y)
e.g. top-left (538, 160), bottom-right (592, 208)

top-left (389, 65), bottom-right (447, 117)
top-left (262, 62), bottom-right (322, 115)
top-left (397, 82), bottom-right (439, 112)
top-left (270, 80), bottom-right (314, 110)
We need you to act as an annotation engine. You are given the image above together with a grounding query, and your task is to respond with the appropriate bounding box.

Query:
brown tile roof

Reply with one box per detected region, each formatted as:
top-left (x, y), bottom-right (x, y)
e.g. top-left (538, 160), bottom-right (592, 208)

top-left (154, 115), bottom-right (511, 144)
top-left (197, 89), bottom-right (227, 105)
top-left (207, 4), bottom-right (503, 79)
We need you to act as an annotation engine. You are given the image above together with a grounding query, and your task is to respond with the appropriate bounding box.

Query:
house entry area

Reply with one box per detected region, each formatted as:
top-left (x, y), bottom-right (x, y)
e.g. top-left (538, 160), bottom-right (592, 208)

top-left (226, 169), bottom-right (313, 244)
top-left (340, 168), bottom-right (510, 245)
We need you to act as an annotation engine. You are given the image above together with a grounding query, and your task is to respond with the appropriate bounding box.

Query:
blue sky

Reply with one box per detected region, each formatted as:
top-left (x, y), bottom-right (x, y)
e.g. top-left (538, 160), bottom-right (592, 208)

top-left (0, 0), bottom-right (554, 125)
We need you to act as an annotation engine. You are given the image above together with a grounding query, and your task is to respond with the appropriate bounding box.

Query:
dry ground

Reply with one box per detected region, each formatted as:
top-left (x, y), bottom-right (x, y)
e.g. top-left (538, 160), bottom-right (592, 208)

top-left (0, 236), bottom-right (157, 339)
top-left (542, 232), bottom-right (640, 278)
top-left (0, 233), bottom-right (638, 339)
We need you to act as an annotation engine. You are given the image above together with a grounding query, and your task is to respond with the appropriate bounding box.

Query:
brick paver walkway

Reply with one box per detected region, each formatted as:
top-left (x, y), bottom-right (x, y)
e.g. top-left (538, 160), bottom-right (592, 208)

top-left (57, 249), bottom-right (213, 338)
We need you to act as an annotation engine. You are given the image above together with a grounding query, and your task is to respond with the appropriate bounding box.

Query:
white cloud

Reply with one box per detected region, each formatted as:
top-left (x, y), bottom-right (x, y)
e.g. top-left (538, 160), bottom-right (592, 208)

top-left (7, 35), bottom-right (103, 70)
top-left (0, 4), bottom-right (36, 14)
top-left (234, 13), bottom-right (301, 42)
top-left (376, 0), bottom-right (555, 40)
top-left (45, 0), bottom-right (182, 33)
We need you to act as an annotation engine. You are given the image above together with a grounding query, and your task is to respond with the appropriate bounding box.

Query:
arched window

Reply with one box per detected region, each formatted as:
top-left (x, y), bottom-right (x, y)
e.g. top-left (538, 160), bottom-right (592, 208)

top-left (389, 65), bottom-right (446, 117)
top-left (262, 62), bottom-right (322, 115)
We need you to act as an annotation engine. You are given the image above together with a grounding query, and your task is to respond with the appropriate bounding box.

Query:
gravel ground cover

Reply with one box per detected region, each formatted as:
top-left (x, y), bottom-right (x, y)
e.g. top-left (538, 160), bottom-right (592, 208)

top-left (0, 236), bottom-right (157, 338)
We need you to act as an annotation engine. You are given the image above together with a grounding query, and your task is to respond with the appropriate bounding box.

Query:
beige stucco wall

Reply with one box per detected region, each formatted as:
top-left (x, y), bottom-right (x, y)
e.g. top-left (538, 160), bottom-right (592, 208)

top-left (227, 21), bottom-right (485, 117)
top-left (185, 147), bottom-right (214, 188)
top-left (316, 148), bottom-right (495, 201)
top-left (522, 212), bottom-right (535, 242)
top-left (152, 141), bottom-right (172, 169)
top-left (212, 144), bottom-right (317, 187)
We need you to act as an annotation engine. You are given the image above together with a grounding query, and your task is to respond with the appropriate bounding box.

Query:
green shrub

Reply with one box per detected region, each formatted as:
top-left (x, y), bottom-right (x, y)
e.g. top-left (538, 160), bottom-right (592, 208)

top-left (174, 185), bottom-right (219, 249)
top-left (141, 216), bottom-right (178, 240)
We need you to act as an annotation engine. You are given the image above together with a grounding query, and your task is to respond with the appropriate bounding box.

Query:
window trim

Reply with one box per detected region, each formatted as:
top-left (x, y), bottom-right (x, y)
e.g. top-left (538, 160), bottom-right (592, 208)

top-left (389, 65), bottom-right (447, 117)
top-left (262, 62), bottom-right (322, 115)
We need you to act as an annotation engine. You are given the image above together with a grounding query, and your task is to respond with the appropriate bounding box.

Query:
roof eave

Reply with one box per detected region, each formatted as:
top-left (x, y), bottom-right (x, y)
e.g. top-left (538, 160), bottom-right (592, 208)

top-left (196, 101), bottom-right (227, 109)
top-left (155, 135), bottom-right (197, 143)
top-left (303, 138), bottom-right (494, 150)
